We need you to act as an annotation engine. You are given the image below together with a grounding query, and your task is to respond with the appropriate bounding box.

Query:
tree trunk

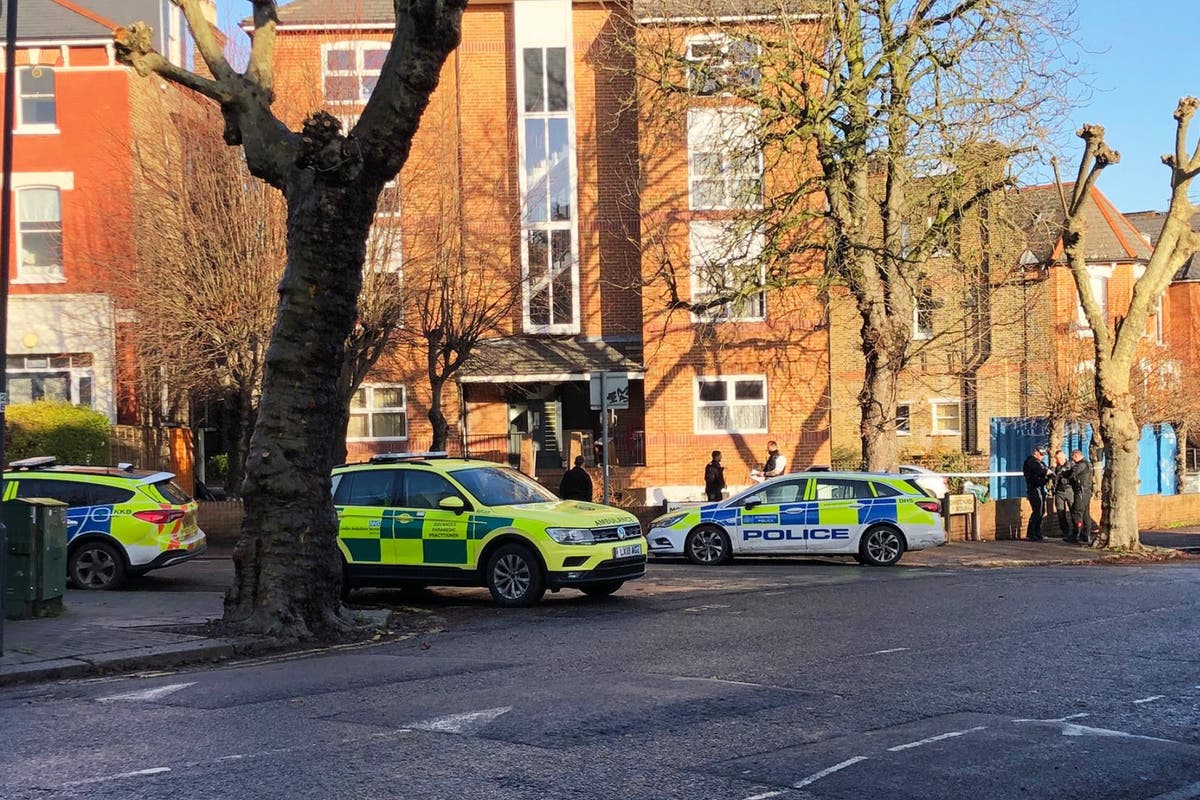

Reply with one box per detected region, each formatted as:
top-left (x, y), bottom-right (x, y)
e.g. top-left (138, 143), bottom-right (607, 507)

top-left (428, 374), bottom-right (450, 452)
top-left (1095, 376), bottom-right (1141, 549)
top-left (223, 184), bottom-right (376, 639)
top-left (859, 342), bottom-right (901, 471)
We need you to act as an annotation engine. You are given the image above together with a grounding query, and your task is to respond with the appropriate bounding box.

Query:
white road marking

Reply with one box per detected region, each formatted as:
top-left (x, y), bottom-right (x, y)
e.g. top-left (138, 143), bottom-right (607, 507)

top-left (1133, 695), bottom-right (1166, 704)
top-left (409, 706), bottom-right (512, 734)
top-left (742, 791), bottom-right (786, 800)
top-left (1148, 780), bottom-right (1200, 800)
top-left (684, 604), bottom-right (732, 612)
top-left (62, 767), bottom-right (171, 787)
top-left (865, 647), bottom-right (910, 656)
top-left (98, 682), bottom-right (196, 703)
top-left (791, 756), bottom-right (868, 789)
top-left (1014, 718), bottom-right (1178, 743)
top-left (887, 726), bottom-right (987, 752)
top-left (668, 676), bottom-right (809, 694)
top-left (1013, 713), bottom-right (1088, 724)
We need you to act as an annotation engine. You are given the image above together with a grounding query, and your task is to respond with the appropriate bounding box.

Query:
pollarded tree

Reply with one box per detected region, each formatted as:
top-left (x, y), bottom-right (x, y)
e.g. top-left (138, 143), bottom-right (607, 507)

top-left (114, 0), bottom-right (466, 638)
top-left (1055, 106), bottom-right (1200, 549)
top-left (629, 0), bottom-right (1078, 470)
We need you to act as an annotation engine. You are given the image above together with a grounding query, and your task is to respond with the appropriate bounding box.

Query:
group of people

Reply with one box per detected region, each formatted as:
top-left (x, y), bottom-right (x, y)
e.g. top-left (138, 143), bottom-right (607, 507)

top-left (703, 441), bottom-right (788, 501)
top-left (1023, 445), bottom-right (1095, 543)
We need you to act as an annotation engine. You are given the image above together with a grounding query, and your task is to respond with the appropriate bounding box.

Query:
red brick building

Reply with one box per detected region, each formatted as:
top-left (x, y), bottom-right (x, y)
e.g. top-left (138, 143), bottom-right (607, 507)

top-left (2, 0), bottom-right (213, 425)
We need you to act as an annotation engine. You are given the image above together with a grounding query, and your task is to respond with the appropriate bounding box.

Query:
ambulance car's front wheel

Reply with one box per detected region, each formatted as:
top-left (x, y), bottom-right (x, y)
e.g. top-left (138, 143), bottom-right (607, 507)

top-left (486, 543), bottom-right (546, 607)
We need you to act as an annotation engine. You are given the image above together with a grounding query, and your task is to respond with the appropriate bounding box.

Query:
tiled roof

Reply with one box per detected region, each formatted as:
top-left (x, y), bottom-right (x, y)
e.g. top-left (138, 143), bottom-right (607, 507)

top-left (1124, 209), bottom-right (1200, 282)
top-left (633, 0), bottom-right (820, 20)
top-left (459, 337), bottom-right (644, 383)
top-left (1013, 183), bottom-right (1153, 265)
top-left (271, 0), bottom-right (398, 26)
top-left (0, 1), bottom-right (173, 42)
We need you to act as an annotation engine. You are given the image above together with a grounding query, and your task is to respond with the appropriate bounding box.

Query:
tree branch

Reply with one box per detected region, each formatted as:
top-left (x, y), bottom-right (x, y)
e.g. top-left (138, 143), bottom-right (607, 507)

top-left (247, 0), bottom-right (279, 95)
top-left (115, 25), bottom-right (231, 102)
top-left (173, 0), bottom-right (234, 82)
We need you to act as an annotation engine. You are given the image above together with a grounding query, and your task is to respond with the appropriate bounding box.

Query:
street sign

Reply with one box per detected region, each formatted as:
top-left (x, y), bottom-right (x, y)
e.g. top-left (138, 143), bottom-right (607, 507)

top-left (589, 374), bottom-right (629, 410)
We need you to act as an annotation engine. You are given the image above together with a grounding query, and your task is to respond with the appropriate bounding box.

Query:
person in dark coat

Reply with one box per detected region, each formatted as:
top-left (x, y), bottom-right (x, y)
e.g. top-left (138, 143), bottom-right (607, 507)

top-left (1068, 449), bottom-right (1095, 545)
top-left (704, 450), bottom-right (726, 502)
top-left (1050, 450), bottom-right (1075, 540)
top-left (1022, 445), bottom-right (1049, 541)
top-left (559, 455), bottom-right (593, 502)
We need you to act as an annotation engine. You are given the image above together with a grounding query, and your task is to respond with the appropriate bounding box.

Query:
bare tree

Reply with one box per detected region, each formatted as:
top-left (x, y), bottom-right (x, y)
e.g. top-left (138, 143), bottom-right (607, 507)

top-left (113, 0), bottom-right (466, 638)
top-left (1054, 106), bottom-right (1200, 549)
top-left (628, 0), bottom-right (1078, 470)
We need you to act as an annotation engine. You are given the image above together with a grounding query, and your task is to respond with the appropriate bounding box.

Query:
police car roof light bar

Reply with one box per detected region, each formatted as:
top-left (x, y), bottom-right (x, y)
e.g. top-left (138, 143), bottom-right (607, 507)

top-left (7, 455), bottom-right (57, 470)
top-left (369, 451), bottom-right (450, 463)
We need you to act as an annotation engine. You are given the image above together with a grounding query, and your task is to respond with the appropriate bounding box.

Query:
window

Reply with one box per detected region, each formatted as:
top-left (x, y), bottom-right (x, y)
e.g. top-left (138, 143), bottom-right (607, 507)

top-left (519, 45), bottom-right (577, 332)
top-left (814, 478), bottom-right (874, 501)
top-left (870, 481), bottom-right (902, 497)
top-left (913, 287), bottom-right (933, 340)
top-left (757, 478), bottom-right (804, 505)
top-left (322, 42), bottom-right (389, 105)
top-left (401, 471), bottom-right (463, 509)
top-left (1154, 293), bottom-right (1164, 343)
top-left (15, 479), bottom-right (91, 507)
top-left (332, 470), bottom-right (398, 507)
top-left (90, 485), bottom-right (136, 505)
top-left (695, 375), bottom-right (768, 433)
top-left (347, 384), bottom-right (407, 441)
top-left (685, 34), bottom-right (759, 96)
top-left (7, 354), bottom-right (93, 406)
top-left (1076, 265), bottom-right (1111, 334)
top-left (16, 187), bottom-right (63, 283)
top-left (17, 66), bottom-right (55, 129)
top-left (896, 404), bottom-right (911, 435)
top-left (930, 400), bottom-right (961, 436)
top-left (689, 222), bottom-right (765, 322)
top-left (687, 108), bottom-right (762, 210)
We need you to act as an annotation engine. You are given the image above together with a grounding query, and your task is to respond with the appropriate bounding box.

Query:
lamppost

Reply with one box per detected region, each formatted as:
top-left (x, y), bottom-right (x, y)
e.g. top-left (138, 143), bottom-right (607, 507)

top-left (0, 0), bottom-right (18, 655)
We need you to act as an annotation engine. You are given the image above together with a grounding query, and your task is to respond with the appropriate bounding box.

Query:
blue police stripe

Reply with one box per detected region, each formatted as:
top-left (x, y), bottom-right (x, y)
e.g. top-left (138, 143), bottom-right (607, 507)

top-left (780, 502), bottom-right (819, 524)
top-left (858, 498), bottom-right (898, 524)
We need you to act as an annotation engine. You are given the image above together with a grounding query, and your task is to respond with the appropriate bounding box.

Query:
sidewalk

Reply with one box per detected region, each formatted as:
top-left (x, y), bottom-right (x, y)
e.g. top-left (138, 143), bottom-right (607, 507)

top-left (2, 534), bottom-right (1196, 686)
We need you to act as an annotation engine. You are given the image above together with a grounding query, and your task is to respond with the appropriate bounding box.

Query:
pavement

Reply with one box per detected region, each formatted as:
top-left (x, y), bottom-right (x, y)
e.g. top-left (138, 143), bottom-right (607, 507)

top-left (1, 530), bottom-right (1196, 687)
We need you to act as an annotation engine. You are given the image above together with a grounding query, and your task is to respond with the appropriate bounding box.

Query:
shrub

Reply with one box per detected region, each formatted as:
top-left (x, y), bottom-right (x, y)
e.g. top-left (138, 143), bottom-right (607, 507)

top-left (830, 445), bottom-right (862, 471)
top-left (206, 453), bottom-right (230, 482)
top-left (6, 402), bottom-right (111, 466)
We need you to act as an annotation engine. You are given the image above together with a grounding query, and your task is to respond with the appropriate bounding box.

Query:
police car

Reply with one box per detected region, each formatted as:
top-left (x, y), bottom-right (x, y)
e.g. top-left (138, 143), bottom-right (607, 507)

top-left (333, 453), bottom-right (646, 607)
top-left (646, 471), bottom-right (945, 566)
top-left (3, 456), bottom-right (207, 589)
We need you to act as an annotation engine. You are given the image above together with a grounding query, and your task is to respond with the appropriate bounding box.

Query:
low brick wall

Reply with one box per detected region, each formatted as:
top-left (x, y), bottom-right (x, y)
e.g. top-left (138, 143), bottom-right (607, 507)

top-left (197, 500), bottom-right (244, 544)
top-left (950, 492), bottom-right (1200, 542)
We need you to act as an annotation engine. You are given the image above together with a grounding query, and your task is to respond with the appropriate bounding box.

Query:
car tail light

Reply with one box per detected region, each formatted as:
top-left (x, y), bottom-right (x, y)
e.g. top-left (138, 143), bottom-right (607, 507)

top-left (916, 500), bottom-right (942, 514)
top-left (134, 509), bottom-right (186, 525)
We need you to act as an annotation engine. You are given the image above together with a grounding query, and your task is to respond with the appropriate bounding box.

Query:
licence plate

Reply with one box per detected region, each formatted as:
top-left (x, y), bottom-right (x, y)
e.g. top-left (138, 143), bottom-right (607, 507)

top-left (613, 543), bottom-right (643, 558)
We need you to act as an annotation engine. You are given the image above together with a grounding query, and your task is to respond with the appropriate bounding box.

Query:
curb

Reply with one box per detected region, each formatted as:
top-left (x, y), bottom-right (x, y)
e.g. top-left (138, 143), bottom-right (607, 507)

top-left (0, 638), bottom-right (240, 687)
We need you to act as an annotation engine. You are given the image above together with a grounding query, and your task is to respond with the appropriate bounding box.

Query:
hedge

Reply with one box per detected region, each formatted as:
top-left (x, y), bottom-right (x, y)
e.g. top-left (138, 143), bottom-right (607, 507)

top-left (5, 402), bottom-right (111, 466)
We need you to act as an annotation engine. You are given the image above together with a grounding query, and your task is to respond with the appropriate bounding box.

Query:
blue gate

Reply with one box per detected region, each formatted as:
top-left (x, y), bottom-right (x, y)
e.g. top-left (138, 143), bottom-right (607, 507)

top-left (989, 417), bottom-right (1050, 500)
top-left (1138, 423), bottom-right (1178, 496)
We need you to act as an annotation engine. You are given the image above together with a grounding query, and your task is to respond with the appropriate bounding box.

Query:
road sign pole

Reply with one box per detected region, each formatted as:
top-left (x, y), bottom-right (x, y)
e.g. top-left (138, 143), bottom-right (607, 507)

top-left (0, 0), bottom-right (20, 655)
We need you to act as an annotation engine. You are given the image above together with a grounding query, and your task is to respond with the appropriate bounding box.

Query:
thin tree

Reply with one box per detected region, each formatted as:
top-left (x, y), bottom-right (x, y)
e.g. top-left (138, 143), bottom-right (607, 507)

top-left (628, 0), bottom-right (1078, 470)
top-left (114, 0), bottom-right (466, 638)
top-left (1054, 104), bottom-right (1200, 549)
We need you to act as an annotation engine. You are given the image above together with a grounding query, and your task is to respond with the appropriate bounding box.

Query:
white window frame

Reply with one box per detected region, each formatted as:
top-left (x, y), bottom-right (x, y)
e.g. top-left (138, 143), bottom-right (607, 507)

top-left (346, 384), bottom-right (408, 443)
top-left (6, 354), bottom-right (94, 407)
top-left (16, 65), bottom-right (57, 133)
top-left (912, 289), bottom-right (933, 340)
top-left (896, 403), bottom-right (912, 436)
top-left (321, 41), bottom-right (389, 107)
top-left (688, 221), bottom-right (766, 322)
top-left (929, 399), bottom-right (962, 437)
top-left (694, 374), bottom-right (768, 435)
top-left (687, 107), bottom-right (763, 211)
top-left (684, 33), bottom-right (760, 96)
top-left (1075, 263), bottom-right (1113, 336)
top-left (14, 185), bottom-right (65, 284)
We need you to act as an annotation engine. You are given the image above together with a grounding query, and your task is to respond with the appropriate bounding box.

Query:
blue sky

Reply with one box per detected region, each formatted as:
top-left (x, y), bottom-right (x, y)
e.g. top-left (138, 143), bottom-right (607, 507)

top-left (215, 1), bottom-right (1193, 213)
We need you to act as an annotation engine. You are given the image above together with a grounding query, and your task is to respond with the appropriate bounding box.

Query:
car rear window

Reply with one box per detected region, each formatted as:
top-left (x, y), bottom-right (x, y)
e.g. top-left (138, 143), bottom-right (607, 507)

top-left (91, 485), bottom-right (135, 505)
top-left (870, 482), bottom-right (902, 497)
top-left (154, 480), bottom-right (193, 504)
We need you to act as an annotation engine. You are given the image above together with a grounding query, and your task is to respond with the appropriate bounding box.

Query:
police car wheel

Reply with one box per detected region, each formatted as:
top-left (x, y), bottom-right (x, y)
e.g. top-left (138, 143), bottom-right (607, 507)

top-left (68, 540), bottom-right (127, 590)
top-left (580, 580), bottom-right (624, 598)
top-left (486, 544), bottom-right (546, 607)
top-left (685, 525), bottom-right (731, 566)
top-left (859, 525), bottom-right (905, 566)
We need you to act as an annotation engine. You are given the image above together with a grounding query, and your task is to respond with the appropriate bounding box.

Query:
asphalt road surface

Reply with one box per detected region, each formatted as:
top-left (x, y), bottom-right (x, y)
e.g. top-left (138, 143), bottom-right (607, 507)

top-left (2, 558), bottom-right (1198, 800)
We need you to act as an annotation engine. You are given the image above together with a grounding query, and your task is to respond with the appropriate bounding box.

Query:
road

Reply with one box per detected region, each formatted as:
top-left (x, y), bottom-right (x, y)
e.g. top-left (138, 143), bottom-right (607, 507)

top-left (1, 557), bottom-right (1198, 800)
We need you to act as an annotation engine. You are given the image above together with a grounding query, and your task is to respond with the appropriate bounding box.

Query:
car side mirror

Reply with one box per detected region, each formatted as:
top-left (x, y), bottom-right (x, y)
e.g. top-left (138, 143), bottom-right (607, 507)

top-left (743, 495), bottom-right (762, 510)
top-left (439, 495), bottom-right (466, 514)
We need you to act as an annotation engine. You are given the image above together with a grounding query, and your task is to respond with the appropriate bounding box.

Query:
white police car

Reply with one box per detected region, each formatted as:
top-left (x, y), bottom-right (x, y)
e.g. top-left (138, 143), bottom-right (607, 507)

top-left (647, 471), bottom-right (945, 566)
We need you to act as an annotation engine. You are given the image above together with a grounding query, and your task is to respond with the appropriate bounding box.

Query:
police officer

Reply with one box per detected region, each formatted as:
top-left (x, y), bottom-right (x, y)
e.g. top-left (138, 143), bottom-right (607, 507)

top-left (1050, 450), bottom-right (1075, 541)
top-left (704, 450), bottom-right (726, 502)
top-left (1068, 449), bottom-right (1095, 545)
top-left (750, 440), bottom-right (787, 484)
top-left (1022, 445), bottom-right (1049, 541)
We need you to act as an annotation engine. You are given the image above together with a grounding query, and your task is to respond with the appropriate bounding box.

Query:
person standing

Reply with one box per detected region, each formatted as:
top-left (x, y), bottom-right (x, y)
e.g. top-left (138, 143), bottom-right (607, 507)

top-left (704, 450), bottom-right (726, 502)
top-left (1050, 450), bottom-right (1075, 541)
top-left (1068, 449), bottom-right (1095, 545)
top-left (749, 440), bottom-right (787, 484)
top-left (559, 455), bottom-right (594, 502)
top-left (1022, 445), bottom-right (1049, 541)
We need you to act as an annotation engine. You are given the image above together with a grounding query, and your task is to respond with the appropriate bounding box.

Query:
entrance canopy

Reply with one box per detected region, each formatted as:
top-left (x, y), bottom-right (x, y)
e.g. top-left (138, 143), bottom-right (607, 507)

top-left (459, 337), bottom-right (644, 384)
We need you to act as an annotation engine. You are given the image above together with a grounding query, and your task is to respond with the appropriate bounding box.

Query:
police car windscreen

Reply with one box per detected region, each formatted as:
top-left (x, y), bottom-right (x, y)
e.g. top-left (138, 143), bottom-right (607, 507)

top-left (450, 467), bottom-right (558, 506)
